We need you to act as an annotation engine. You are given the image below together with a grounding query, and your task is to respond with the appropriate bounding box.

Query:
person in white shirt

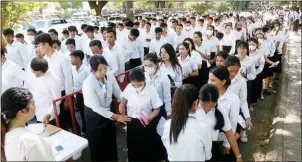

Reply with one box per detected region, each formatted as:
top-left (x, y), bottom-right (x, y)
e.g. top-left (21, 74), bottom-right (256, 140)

top-left (52, 39), bottom-right (64, 53)
top-left (225, 56), bottom-right (253, 143)
top-left (1, 87), bottom-right (54, 161)
top-left (162, 84), bottom-right (212, 161)
top-left (121, 28), bottom-right (144, 69)
top-left (99, 27), bottom-right (108, 47)
top-left (29, 57), bottom-right (61, 125)
top-left (70, 50), bottom-right (90, 134)
top-left (174, 24), bottom-right (186, 51)
top-left (82, 55), bottom-right (131, 161)
top-left (248, 38), bottom-right (265, 110)
top-left (159, 43), bottom-right (183, 88)
top-left (196, 84), bottom-right (242, 161)
top-left (160, 23), bottom-right (176, 45)
top-left (272, 21), bottom-right (286, 74)
top-left (195, 19), bottom-right (206, 35)
top-left (61, 30), bottom-right (70, 45)
top-left (89, 40), bottom-right (118, 74)
top-left (3, 28), bottom-right (29, 70)
top-left (233, 22), bottom-right (247, 46)
top-left (178, 42), bottom-right (199, 85)
top-left (81, 25), bottom-right (103, 56)
top-left (141, 22), bottom-right (154, 55)
top-left (15, 33), bottom-right (27, 44)
top-left (117, 23), bottom-right (125, 39)
top-left (67, 26), bottom-right (82, 51)
top-left (183, 21), bottom-right (194, 38)
top-left (64, 38), bottom-right (76, 62)
top-left (221, 24), bottom-right (236, 55)
top-left (26, 29), bottom-right (37, 63)
top-left (119, 68), bottom-right (164, 161)
top-left (149, 27), bottom-right (167, 57)
top-left (203, 25), bottom-right (220, 65)
top-left (1, 49), bottom-right (26, 93)
top-left (292, 7), bottom-right (300, 33)
top-left (34, 33), bottom-right (74, 131)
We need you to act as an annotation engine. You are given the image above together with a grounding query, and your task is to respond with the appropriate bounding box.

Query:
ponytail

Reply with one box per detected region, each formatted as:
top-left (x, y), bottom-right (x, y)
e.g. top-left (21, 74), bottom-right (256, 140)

top-left (213, 103), bottom-right (225, 131)
top-left (1, 114), bottom-right (7, 162)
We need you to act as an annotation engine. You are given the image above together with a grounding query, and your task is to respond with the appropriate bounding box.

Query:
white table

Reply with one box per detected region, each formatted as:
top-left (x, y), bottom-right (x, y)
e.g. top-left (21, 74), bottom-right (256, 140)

top-left (27, 123), bottom-right (88, 161)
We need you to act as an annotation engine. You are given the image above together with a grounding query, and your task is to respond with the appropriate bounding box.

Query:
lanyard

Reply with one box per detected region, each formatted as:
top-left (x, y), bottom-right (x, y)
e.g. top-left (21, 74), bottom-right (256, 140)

top-left (98, 81), bottom-right (107, 104)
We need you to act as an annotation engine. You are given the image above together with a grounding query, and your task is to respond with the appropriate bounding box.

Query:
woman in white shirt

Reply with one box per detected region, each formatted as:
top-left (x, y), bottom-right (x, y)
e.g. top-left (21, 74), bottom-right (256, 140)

top-left (203, 25), bottom-right (220, 65)
top-left (184, 38), bottom-right (203, 89)
top-left (119, 68), bottom-right (164, 161)
top-left (1, 87), bottom-right (54, 161)
top-left (159, 43), bottom-right (183, 88)
top-left (221, 23), bottom-right (236, 55)
top-left (162, 84), bottom-right (212, 161)
top-left (82, 55), bottom-right (131, 161)
top-left (177, 42), bottom-right (199, 85)
top-left (248, 38), bottom-right (265, 109)
top-left (196, 84), bottom-right (242, 161)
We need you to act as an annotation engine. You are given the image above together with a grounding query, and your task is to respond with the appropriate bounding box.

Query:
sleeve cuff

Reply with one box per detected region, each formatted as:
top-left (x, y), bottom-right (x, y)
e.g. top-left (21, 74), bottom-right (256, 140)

top-left (223, 141), bottom-right (231, 148)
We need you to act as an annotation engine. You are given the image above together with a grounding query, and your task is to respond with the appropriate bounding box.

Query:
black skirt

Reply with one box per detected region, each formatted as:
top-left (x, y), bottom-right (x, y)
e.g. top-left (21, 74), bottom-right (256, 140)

top-left (250, 70), bottom-right (263, 103)
top-left (222, 45), bottom-right (232, 54)
top-left (85, 107), bottom-right (118, 161)
top-left (263, 56), bottom-right (276, 78)
top-left (206, 141), bottom-right (223, 161)
top-left (200, 60), bottom-right (210, 87)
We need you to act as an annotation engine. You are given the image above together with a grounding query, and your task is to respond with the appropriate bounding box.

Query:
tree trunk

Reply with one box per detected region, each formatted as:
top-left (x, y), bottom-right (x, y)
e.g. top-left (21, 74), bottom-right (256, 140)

top-left (88, 1), bottom-right (108, 16)
top-left (126, 1), bottom-right (134, 21)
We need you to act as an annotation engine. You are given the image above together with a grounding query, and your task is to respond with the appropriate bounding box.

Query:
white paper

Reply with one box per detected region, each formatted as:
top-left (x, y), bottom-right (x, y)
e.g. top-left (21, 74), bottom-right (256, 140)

top-left (26, 123), bottom-right (45, 134)
top-left (238, 116), bottom-right (246, 128)
top-left (156, 117), bottom-right (167, 136)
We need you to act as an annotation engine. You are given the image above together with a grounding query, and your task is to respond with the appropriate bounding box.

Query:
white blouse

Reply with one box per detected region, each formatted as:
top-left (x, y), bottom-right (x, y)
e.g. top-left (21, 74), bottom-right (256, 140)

top-left (191, 50), bottom-right (203, 67)
top-left (202, 36), bottom-right (219, 53)
top-left (5, 128), bottom-right (54, 161)
top-left (178, 55), bottom-right (198, 75)
top-left (159, 63), bottom-right (183, 87)
top-left (121, 84), bottom-right (163, 119)
top-left (249, 49), bottom-right (265, 75)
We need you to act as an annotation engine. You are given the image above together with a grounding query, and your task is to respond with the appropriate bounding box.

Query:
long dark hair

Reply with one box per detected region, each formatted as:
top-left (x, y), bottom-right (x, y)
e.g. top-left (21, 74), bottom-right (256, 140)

top-left (183, 38), bottom-right (196, 53)
top-left (160, 43), bottom-right (182, 72)
top-left (198, 84), bottom-right (224, 130)
top-left (210, 66), bottom-right (231, 88)
top-left (178, 42), bottom-right (191, 56)
top-left (169, 84), bottom-right (198, 144)
top-left (1, 88), bottom-right (33, 162)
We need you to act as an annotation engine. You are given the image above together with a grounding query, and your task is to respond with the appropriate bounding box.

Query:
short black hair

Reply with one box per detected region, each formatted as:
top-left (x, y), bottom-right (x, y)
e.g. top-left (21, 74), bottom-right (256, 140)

top-left (94, 26), bottom-right (99, 31)
top-left (249, 37), bottom-right (259, 45)
top-left (68, 25), bottom-right (77, 32)
top-left (62, 30), bottom-right (69, 35)
top-left (125, 20), bottom-right (134, 27)
top-left (134, 22), bottom-right (140, 26)
top-left (118, 23), bottom-right (124, 27)
top-left (48, 29), bottom-right (58, 36)
top-left (85, 25), bottom-right (95, 32)
top-left (27, 29), bottom-right (37, 35)
top-left (208, 17), bottom-right (214, 21)
top-left (185, 21), bottom-right (191, 24)
top-left (30, 57), bottom-right (48, 73)
top-left (108, 22), bottom-right (116, 29)
top-left (216, 32), bottom-right (224, 40)
top-left (3, 28), bottom-right (14, 36)
top-left (70, 50), bottom-right (85, 61)
top-left (194, 31), bottom-right (202, 38)
top-left (106, 29), bottom-right (116, 37)
top-left (89, 40), bottom-right (102, 49)
top-left (236, 40), bottom-right (248, 50)
top-left (198, 19), bottom-right (204, 23)
top-left (15, 33), bottom-right (24, 38)
top-left (225, 55), bottom-right (241, 67)
top-left (100, 27), bottom-right (106, 33)
top-left (65, 38), bottom-right (75, 46)
top-left (90, 55), bottom-right (108, 71)
top-left (81, 24), bottom-right (88, 30)
top-left (160, 22), bottom-right (167, 28)
top-left (216, 51), bottom-right (229, 60)
top-left (130, 28), bottom-right (140, 37)
top-left (155, 27), bottom-right (163, 33)
top-left (146, 22), bottom-right (151, 26)
top-left (177, 24), bottom-right (183, 28)
top-left (129, 68), bottom-right (145, 82)
top-left (34, 33), bottom-right (53, 46)
top-left (53, 39), bottom-right (61, 47)
top-left (37, 30), bottom-right (44, 35)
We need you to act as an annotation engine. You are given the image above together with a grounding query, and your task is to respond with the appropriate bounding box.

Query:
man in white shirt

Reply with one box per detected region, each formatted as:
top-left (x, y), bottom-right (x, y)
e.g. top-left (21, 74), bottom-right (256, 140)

top-left (149, 27), bottom-right (167, 57)
top-left (15, 33), bottom-right (27, 44)
top-left (29, 57), bottom-right (61, 126)
top-left (195, 19), bottom-right (206, 36)
top-left (174, 24), bottom-right (186, 51)
top-left (26, 29), bottom-right (37, 62)
top-left (61, 29), bottom-right (70, 46)
top-left (117, 23), bottom-right (125, 38)
top-left (183, 21), bottom-right (194, 38)
top-left (67, 26), bottom-right (82, 50)
top-left (141, 22), bottom-right (154, 55)
top-left (89, 40), bottom-right (118, 74)
top-left (48, 29), bottom-right (68, 53)
top-left (34, 33), bottom-right (74, 131)
top-left (81, 25), bottom-right (105, 56)
top-left (70, 50), bottom-right (90, 133)
top-left (52, 39), bottom-right (64, 54)
top-left (3, 28), bottom-right (29, 70)
top-left (160, 22), bottom-right (176, 46)
top-left (121, 28), bottom-right (144, 69)
top-left (1, 49), bottom-right (26, 94)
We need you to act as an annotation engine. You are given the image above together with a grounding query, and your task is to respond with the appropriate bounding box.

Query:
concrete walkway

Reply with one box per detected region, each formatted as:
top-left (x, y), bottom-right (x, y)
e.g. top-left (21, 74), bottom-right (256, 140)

top-left (265, 31), bottom-right (302, 161)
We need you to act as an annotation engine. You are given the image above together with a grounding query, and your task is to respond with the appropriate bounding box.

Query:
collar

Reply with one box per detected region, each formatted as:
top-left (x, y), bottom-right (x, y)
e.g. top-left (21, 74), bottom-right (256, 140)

top-left (45, 50), bottom-right (59, 59)
top-left (73, 63), bottom-right (85, 72)
top-left (131, 84), bottom-right (149, 95)
top-left (145, 69), bottom-right (161, 81)
top-left (179, 55), bottom-right (191, 62)
top-left (219, 89), bottom-right (233, 101)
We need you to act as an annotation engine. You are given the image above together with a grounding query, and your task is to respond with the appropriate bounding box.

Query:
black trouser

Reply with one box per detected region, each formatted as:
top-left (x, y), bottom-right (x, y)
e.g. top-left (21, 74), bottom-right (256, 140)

top-left (222, 45), bottom-right (232, 54)
top-left (250, 70), bottom-right (263, 103)
top-left (144, 47), bottom-right (149, 55)
top-left (206, 141), bottom-right (223, 161)
top-left (130, 58), bottom-right (142, 69)
top-left (85, 107), bottom-right (118, 161)
top-left (246, 81), bottom-right (252, 104)
top-left (75, 93), bottom-right (86, 133)
top-left (125, 61), bottom-right (131, 71)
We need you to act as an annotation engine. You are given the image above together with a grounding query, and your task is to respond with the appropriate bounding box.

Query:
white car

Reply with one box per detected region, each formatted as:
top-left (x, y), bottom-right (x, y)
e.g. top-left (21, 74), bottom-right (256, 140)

top-left (31, 19), bottom-right (70, 34)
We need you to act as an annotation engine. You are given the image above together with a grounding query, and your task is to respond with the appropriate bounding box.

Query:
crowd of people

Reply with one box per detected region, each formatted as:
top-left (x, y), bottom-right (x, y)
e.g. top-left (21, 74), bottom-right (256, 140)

top-left (1, 6), bottom-right (300, 162)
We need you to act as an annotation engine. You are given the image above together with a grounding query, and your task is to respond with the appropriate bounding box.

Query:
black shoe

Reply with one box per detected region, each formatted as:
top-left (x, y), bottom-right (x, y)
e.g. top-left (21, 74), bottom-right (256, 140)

top-left (263, 89), bottom-right (272, 95)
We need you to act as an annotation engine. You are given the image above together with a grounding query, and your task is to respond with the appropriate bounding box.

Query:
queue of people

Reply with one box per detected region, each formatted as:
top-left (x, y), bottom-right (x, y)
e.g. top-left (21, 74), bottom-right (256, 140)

top-left (2, 7), bottom-right (298, 161)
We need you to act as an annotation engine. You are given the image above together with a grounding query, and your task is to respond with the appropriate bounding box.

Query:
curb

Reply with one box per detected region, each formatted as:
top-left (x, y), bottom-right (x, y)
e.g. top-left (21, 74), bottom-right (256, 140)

top-left (264, 44), bottom-right (290, 161)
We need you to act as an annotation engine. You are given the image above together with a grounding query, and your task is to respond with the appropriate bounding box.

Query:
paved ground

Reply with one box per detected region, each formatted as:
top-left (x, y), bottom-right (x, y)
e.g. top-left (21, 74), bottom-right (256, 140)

top-left (265, 31), bottom-right (302, 161)
top-left (72, 31), bottom-right (301, 162)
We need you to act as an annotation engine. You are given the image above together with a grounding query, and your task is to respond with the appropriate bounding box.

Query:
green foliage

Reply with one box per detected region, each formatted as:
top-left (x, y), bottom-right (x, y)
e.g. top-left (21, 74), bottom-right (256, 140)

top-left (228, 1), bottom-right (250, 11)
top-left (272, 1), bottom-right (291, 6)
top-left (58, 10), bottom-right (72, 19)
top-left (192, 2), bottom-right (214, 14)
top-left (1, 2), bottom-right (47, 28)
top-left (57, 1), bottom-right (83, 10)
top-left (215, 4), bottom-right (231, 13)
top-left (106, 1), bottom-right (124, 8)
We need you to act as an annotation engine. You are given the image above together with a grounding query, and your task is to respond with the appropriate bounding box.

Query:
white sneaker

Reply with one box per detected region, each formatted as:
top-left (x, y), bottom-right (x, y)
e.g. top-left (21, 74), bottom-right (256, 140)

top-left (240, 130), bottom-right (248, 143)
top-left (261, 93), bottom-right (264, 100)
top-left (269, 82), bottom-right (273, 88)
top-left (249, 107), bottom-right (254, 112)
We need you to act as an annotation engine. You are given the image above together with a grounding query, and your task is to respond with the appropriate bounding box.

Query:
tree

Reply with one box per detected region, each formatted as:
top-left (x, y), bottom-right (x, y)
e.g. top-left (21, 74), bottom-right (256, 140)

top-left (192, 2), bottom-right (214, 14)
top-left (57, 1), bottom-right (83, 10)
top-left (126, 1), bottom-right (134, 20)
top-left (88, 1), bottom-right (108, 16)
top-left (228, 1), bottom-right (250, 11)
top-left (215, 3), bottom-right (231, 13)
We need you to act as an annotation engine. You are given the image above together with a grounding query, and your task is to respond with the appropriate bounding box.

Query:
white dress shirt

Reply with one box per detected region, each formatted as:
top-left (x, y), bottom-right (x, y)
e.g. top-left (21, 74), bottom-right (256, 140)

top-left (120, 36), bottom-right (144, 63)
top-left (121, 84), bottom-right (163, 119)
top-left (72, 63), bottom-right (90, 91)
top-left (238, 56), bottom-right (257, 81)
top-left (183, 29), bottom-right (194, 38)
top-left (178, 55), bottom-right (198, 75)
top-left (191, 50), bottom-right (203, 67)
top-left (228, 75), bottom-right (250, 119)
top-left (174, 33), bottom-right (186, 50)
top-left (101, 51), bottom-right (119, 75)
top-left (273, 31), bottom-right (286, 55)
top-left (44, 51), bottom-right (73, 94)
top-left (103, 44), bottom-right (125, 77)
top-left (6, 41), bottom-right (28, 69)
top-left (141, 30), bottom-right (154, 48)
top-left (5, 127), bottom-right (54, 161)
top-left (159, 63), bottom-right (183, 87)
top-left (162, 115), bottom-right (212, 161)
top-left (149, 37), bottom-right (167, 57)
top-left (145, 69), bottom-right (171, 116)
top-left (2, 59), bottom-right (25, 93)
top-left (162, 32), bottom-right (176, 46)
top-left (194, 44), bottom-right (211, 67)
top-left (249, 50), bottom-right (265, 75)
top-left (27, 44), bottom-right (36, 63)
top-left (82, 72), bottom-right (122, 119)
top-left (233, 30), bottom-right (247, 41)
top-left (221, 32), bottom-right (236, 55)
top-left (72, 35), bottom-right (82, 51)
top-left (203, 36), bottom-right (219, 53)
top-left (29, 70), bottom-right (61, 121)
top-left (264, 36), bottom-right (276, 57)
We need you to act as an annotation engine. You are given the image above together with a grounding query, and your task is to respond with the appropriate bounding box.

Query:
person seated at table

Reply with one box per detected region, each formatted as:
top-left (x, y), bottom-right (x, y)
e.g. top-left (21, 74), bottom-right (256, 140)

top-left (1, 87), bottom-right (54, 161)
